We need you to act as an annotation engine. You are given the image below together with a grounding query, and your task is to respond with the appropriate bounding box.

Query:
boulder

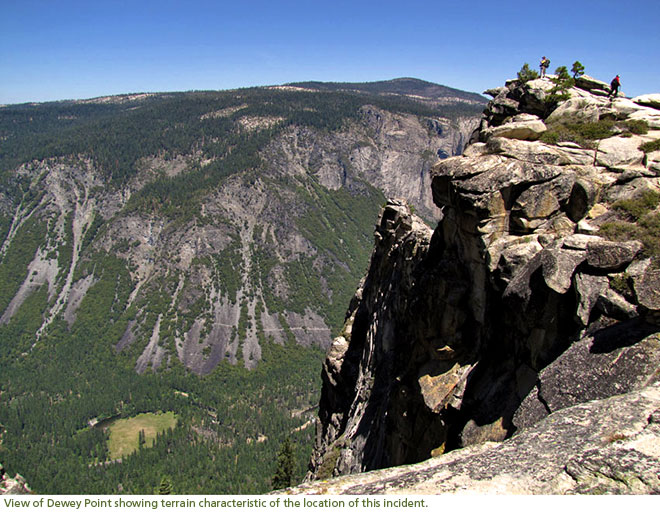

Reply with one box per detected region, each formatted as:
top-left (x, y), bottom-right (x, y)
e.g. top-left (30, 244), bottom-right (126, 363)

top-left (546, 97), bottom-right (606, 124)
top-left (575, 75), bottom-right (610, 93)
top-left (596, 288), bottom-right (638, 320)
top-left (512, 173), bottom-right (574, 220)
top-left (612, 97), bottom-right (646, 116)
top-left (596, 135), bottom-right (646, 169)
top-left (461, 142), bottom-right (489, 158)
top-left (518, 79), bottom-right (556, 118)
top-left (514, 323), bottom-right (660, 432)
top-left (524, 79), bottom-right (556, 93)
top-left (486, 137), bottom-right (594, 166)
top-left (633, 266), bottom-right (660, 311)
top-left (418, 360), bottom-right (474, 413)
top-left (585, 240), bottom-right (643, 271)
top-left (590, 89), bottom-right (610, 98)
top-left (541, 246), bottom-right (587, 294)
top-left (431, 153), bottom-right (504, 182)
top-left (562, 233), bottom-right (603, 250)
top-left (456, 160), bottom-right (563, 196)
top-left (504, 241), bottom-right (588, 300)
top-left (485, 97), bottom-right (520, 125)
top-left (574, 273), bottom-right (609, 326)
top-left (484, 114), bottom-right (547, 141)
top-left (552, 146), bottom-right (598, 166)
top-left (606, 175), bottom-right (660, 203)
top-left (483, 87), bottom-right (506, 98)
top-left (633, 94), bottom-right (660, 110)
top-left (493, 238), bottom-right (543, 284)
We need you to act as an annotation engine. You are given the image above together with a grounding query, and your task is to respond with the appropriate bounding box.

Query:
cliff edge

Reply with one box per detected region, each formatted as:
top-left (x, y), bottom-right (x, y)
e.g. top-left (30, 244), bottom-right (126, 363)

top-left (304, 75), bottom-right (660, 493)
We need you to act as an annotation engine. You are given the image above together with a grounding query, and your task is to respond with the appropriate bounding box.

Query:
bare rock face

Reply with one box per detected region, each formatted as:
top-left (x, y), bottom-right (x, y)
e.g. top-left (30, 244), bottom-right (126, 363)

top-left (309, 199), bottom-right (439, 476)
top-left (574, 75), bottom-right (611, 94)
top-left (483, 114), bottom-right (547, 141)
top-left (633, 94), bottom-right (660, 110)
top-left (307, 76), bottom-right (660, 487)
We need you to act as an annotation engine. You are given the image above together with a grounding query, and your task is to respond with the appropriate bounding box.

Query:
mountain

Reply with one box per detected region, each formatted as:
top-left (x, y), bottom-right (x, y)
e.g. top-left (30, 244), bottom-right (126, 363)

top-left (0, 79), bottom-right (484, 493)
top-left (285, 77), bottom-right (487, 107)
top-left (304, 75), bottom-right (660, 493)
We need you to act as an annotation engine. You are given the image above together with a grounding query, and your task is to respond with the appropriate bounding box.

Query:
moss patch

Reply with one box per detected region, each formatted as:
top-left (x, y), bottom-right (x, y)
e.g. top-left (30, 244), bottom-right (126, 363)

top-left (540, 119), bottom-right (650, 149)
top-left (639, 138), bottom-right (660, 154)
top-left (316, 444), bottom-right (342, 481)
top-left (612, 190), bottom-right (660, 220)
top-left (599, 191), bottom-right (660, 264)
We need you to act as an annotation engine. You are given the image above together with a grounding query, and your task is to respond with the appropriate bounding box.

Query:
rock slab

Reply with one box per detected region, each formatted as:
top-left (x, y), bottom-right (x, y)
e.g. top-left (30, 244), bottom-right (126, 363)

top-left (283, 385), bottom-right (660, 494)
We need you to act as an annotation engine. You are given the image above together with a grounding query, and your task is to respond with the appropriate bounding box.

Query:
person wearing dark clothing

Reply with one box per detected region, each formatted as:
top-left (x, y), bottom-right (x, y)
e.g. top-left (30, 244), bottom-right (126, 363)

top-left (610, 75), bottom-right (621, 98)
top-left (540, 56), bottom-right (550, 78)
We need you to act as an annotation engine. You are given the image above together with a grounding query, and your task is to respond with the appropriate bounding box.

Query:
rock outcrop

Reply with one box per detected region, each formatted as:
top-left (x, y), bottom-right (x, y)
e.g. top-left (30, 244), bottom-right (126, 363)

top-left (0, 464), bottom-right (31, 495)
top-left (306, 76), bottom-right (660, 492)
top-left (289, 384), bottom-right (660, 494)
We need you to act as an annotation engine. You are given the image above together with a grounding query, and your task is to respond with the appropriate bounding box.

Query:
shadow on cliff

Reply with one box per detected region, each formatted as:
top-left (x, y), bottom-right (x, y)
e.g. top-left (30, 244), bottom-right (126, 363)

top-left (589, 318), bottom-right (658, 354)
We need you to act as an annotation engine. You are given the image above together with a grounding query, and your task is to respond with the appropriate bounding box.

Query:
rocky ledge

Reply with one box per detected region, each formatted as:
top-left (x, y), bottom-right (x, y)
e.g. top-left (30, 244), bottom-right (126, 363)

top-left (288, 384), bottom-right (660, 494)
top-left (304, 75), bottom-right (660, 493)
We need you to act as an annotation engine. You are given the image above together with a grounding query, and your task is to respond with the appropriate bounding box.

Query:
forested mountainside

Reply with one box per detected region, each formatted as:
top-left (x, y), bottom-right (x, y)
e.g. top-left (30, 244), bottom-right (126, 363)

top-left (285, 77), bottom-right (487, 107)
top-left (304, 74), bottom-right (660, 494)
top-left (0, 79), bottom-right (484, 493)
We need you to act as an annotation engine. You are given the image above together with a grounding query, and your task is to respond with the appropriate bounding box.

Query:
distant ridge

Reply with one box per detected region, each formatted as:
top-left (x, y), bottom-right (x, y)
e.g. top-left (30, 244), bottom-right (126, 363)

top-left (286, 77), bottom-right (487, 104)
top-left (1, 78), bottom-right (486, 109)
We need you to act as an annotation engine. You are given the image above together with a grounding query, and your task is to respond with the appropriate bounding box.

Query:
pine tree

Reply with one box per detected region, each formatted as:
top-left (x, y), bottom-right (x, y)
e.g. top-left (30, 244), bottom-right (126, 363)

top-left (517, 63), bottom-right (539, 83)
top-left (571, 61), bottom-right (585, 79)
top-left (554, 66), bottom-right (571, 81)
top-left (271, 437), bottom-right (295, 490)
top-left (158, 476), bottom-right (173, 495)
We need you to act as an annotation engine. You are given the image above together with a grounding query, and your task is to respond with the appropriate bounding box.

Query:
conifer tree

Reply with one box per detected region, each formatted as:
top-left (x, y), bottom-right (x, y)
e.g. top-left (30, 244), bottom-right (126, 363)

top-left (517, 63), bottom-right (539, 83)
top-left (158, 476), bottom-right (173, 495)
top-left (571, 61), bottom-right (585, 79)
top-left (271, 437), bottom-right (295, 490)
top-left (554, 66), bottom-right (571, 81)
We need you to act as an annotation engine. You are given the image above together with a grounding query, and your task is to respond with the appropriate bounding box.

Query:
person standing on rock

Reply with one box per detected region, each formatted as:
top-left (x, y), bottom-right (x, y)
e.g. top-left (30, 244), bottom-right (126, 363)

top-left (540, 56), bottom-right (550, 78)
top-left (610, 75), bottom-right (621, 98)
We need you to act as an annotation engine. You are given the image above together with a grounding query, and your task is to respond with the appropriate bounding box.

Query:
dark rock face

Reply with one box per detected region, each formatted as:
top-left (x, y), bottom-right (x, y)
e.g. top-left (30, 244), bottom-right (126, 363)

top-left (307, 76), bottom-right (660, 486)
top-left (310, 199), bottom-right (444, 475)
top-left (514, 324), bottom-right (660, 430)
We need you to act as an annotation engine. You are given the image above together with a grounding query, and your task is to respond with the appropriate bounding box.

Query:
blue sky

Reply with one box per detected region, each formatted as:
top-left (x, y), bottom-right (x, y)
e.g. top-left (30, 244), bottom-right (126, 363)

top-left (1, 0), bottom-right (659, 104)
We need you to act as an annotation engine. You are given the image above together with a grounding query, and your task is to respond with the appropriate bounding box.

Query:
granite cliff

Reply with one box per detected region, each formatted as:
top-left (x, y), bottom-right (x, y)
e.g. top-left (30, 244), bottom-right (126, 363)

top-left (304, 75), bottom-right (660, 493)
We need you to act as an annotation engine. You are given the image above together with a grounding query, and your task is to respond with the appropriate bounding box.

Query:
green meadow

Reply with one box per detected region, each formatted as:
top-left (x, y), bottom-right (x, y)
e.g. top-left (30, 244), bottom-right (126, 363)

top-left (107, 412), bottom-right (177, 459)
